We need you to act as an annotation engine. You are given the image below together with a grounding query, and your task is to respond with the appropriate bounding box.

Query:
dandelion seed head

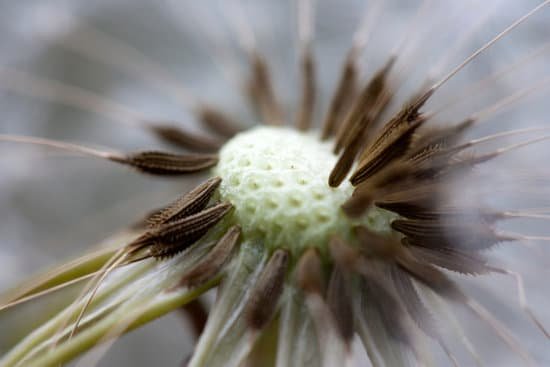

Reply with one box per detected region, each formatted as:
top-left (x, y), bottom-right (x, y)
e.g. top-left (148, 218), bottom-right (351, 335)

top-left (215, 126), bottom-right (393, 252)
top-left (1, 1), bottom-right (550, 366)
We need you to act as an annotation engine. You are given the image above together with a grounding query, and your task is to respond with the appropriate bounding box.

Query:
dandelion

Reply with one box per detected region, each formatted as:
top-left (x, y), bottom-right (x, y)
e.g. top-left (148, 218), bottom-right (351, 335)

top-left (0, 1), bottom-right (549, 366)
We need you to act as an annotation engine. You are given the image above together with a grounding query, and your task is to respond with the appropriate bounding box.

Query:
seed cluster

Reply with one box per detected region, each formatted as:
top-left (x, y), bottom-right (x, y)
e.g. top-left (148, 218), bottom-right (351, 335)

top-left (214, 126), bottom-right (395, 253)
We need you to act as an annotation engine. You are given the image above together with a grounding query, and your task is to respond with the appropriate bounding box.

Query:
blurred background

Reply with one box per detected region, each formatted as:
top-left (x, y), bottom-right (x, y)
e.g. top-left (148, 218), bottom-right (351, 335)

top-left (0, 0), bottom-right (549, 365)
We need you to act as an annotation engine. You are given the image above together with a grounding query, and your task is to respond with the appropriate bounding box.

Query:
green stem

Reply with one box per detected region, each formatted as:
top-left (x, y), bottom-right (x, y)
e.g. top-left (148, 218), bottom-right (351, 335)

top-left (2, 261), bottom-right (152, 367)
top-left (27, 277), bottom-right (219, 367)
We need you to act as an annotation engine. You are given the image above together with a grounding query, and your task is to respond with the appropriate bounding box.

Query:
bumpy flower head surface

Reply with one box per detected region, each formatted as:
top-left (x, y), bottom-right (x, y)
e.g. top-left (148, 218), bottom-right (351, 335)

top-left (214, 126), bottom-right (394, 253)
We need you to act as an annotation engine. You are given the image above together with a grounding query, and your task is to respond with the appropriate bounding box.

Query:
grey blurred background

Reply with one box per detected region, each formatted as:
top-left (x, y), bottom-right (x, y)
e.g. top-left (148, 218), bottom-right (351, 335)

top-left (0, 0), bottom-right (549, 365)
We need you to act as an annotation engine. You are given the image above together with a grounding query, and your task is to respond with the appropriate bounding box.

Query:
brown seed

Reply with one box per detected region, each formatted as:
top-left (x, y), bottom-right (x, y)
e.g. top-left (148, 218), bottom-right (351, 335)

top-left (406, 119), bottom-right (474, 163)
top-left (326, 267), bottom-right (354, 343)
top-left (196, 105), bottom-right (244, 138)
top-left (246, 249), bottom-right (289, 330)
top-left (111, 151), bottom-right (218, 175)
top-left (296, 248), bottom-right (324, 294)
top-left (355, 226), bottom-right (412, 265)
top-left (296, 47), bottom-right (316, 131)
top-left (374, 183), bottom-right (447, 216)
top-left (351, 89), bottom-right (434, 184)
top-left (179, 226), bottom-right (241, 288)
top-left (128, 202), bottom-right (233, 258)
top-left (329, 236), bottom-right (361, 269)
top-left (351, 116), bottom-right (427, 185)
top-left (334, 57), bottom-right (395, 154)
top-left (342, 161), bottom-right (425, 218)
top-left (341, 190), bottom-right (374, 218)
top-left (328, 133), bottom-right (365, 187)
top-left (321, 54), bottom-right (358, 140)
top-left (147, 177), bottom-right (222, 227)
top-left (247, 52), bottom-right (284, 126)
top-left (149, 123), bottom-right (222, 152)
